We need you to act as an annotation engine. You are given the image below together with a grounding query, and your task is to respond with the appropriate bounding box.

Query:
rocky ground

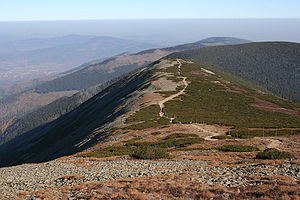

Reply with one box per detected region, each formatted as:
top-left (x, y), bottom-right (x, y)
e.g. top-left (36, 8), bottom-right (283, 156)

top-left (0, 155), bottom-right (299, 199)
top-left (1, 125), bottom-right (299, 199)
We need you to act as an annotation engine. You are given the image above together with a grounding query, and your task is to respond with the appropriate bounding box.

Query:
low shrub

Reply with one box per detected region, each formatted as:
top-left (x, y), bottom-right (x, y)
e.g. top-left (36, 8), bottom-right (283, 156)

top-left (229, 129), bottom-right (300, 139)
top-left (124, 137), bottom-right (143, 143)
top-left (79, 146), bottom-right (134, 158)
top-left (131, 146), bottom-right (169, 159)
top-left (151, 132), bottom-right (162, 135)
top-left (171, 147), bottom-right (208, 152)
top-left (256, 148), bottom-right (294, 160)
top-left (126, 137), bottom-right (203, 148)
top-left (125, 117), bottom-right (169, 130)
top-left (217, 145), bottom-right (259, 152)
top-left (166, 137), bottom-right (203, 148)
top-left (211, 135), bottom-right (233, 139)
top-left (163, 133), bottom-right (199, 140)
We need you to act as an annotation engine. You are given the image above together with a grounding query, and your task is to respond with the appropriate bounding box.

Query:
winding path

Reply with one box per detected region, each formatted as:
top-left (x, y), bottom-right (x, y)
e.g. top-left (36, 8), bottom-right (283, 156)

top-left (191, 124), bottom-right (221, 141)
top-left (158, 59), bottom-right (188, 118)
top-left (156, 60), bottom-right (288, 145)
top-left (157, 60), bottom-right (222, 140)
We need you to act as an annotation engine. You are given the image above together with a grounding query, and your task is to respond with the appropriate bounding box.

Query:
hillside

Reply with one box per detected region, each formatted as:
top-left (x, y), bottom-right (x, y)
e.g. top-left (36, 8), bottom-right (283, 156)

top-left (1, 58), bottom-right (299, 167)
top-left (0, 63), bottom-right (153, 166)
top-left (0, 58), bottom-right (299, 199)
top-left (0, 78), bottom-right (118, 145)
top-left (0, 50), bottom-right (166, 126)
top-left (0, 37), bottom-right (250, 145)
top-left (168, 42), bottom-right (300, 102)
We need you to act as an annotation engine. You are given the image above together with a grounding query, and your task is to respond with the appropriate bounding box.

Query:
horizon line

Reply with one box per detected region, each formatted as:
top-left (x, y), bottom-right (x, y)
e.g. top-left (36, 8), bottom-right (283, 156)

top-left (1, 17), bottom-right (300, 22)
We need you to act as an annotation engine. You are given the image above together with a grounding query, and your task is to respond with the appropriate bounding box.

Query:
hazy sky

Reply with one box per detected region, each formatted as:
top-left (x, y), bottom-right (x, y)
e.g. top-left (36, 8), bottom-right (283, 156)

top-left (0, 1), bottom-right (299, 44)
top-left (1, 19), bottom-right (299, 45)
top-left (1, 0), bottom-right (300, 21)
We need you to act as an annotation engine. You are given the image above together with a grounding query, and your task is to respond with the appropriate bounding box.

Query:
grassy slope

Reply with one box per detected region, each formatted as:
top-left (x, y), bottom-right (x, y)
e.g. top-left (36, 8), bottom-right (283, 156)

top-left (76, 58), bottom-right (299, 160)
top-left (125, 60), bottom-right (300, 138)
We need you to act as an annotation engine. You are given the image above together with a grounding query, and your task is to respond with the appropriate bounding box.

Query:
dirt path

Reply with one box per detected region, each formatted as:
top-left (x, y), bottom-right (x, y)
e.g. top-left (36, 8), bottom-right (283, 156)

top-left (158, 59), bottom-right (188, 118)
top-left (266, 138), bottom-right (282, 149)
top-left (157, 60), bottom-right (223, 140)
top-left (191, 124), bottom-right (221, 140)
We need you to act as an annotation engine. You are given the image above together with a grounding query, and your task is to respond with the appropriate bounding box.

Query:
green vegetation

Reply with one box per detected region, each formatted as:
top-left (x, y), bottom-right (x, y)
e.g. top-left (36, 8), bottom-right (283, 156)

top-left (131, 146), bottom-right (169, 159)
top-left (126, 137), bottom-right (203, 149)
top-left (169, 42), bottom-right (300, 102)
top-left (229, 129), bottom-right (300, 139)
top-left (216, 145), bottom-right (259, 152)
top-left (80, 132), bottom-right (203, 159)
top-left (80, 145), bottom-right (170, 160)
top-left (80, 133), bottom-right (203, 159)
top-left (125, 105), bottom-right (169, 130)
top-left (151, 132), bottom-right (162, 135)
top-left (256, 148), bottom-right (294, 160)
top-left (79, 146), bottom-right (135, 158)
top-left (125, 117), bottom-right (169, 130)
top-left (126, 105), bottom-right (160, 123)
top-left (125, 133), bottom-right (203, 151)
top-left (171, 147), bottom-right (208, 152)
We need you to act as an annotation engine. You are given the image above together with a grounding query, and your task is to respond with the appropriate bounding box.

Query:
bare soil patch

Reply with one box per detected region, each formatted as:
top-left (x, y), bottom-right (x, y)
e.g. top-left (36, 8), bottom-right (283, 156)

top-left (138, 93), bottom-right (164, 106)
top-left (151, 77), bottom-right (178, 91)
top-left (251, 97), bottom-right (300, 117)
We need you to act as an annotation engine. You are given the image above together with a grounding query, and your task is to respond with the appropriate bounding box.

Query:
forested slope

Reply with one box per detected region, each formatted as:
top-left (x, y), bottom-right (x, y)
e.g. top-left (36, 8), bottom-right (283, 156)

top-left (168, 42), bottom-right (300, 102)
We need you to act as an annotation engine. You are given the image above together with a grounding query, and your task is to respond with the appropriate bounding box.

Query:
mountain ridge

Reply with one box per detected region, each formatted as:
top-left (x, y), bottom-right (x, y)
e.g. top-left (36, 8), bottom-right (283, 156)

top-left (0, 37), bottom-right (249, 134)
top-left (1, 57), bottom-right (299, 167)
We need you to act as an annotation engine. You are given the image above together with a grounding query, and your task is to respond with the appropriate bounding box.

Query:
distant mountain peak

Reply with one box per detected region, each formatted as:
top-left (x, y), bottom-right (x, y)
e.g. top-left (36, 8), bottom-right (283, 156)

top-left (197, 37), bottom-right (251, 45)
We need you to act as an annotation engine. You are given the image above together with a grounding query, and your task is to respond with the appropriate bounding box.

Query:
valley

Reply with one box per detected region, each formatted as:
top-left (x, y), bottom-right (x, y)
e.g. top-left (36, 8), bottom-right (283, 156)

top-left (0, 35), bottom-right (159, 90)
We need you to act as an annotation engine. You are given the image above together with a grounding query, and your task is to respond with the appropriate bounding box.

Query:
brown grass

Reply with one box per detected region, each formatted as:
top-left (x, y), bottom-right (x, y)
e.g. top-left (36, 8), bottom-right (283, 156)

top-left (251, 97), bottom-right (300, 117)
top-left (22, 172), bottom-right (300, 200)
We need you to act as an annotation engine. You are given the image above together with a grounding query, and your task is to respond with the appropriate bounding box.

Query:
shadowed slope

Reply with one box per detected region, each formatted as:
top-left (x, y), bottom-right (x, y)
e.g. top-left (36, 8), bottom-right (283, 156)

top-left (0, 66), bottom-right (153, 167)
